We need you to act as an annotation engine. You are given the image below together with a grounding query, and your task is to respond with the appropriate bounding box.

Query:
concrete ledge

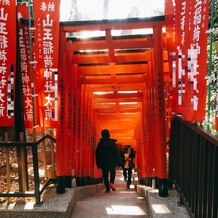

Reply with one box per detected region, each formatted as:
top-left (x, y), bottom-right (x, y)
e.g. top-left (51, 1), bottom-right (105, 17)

top-left (0, 184), bottom-right (104, 218)
top-left (136, 185), bottom-right (190, 218)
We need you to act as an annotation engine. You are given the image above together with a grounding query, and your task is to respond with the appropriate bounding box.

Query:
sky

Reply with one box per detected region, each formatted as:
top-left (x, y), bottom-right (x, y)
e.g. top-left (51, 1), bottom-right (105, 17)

top-left (60, 0), bottom-right (164, 21)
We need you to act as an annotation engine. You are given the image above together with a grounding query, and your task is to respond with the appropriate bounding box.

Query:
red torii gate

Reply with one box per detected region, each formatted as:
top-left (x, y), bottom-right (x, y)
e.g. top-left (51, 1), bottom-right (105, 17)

top-left (56, 16), bottom-right (173, 193)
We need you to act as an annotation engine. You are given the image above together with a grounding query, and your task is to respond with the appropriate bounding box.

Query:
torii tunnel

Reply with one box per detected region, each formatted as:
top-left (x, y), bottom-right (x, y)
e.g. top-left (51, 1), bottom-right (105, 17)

top-left (56, 16), bottom-right (173, 190)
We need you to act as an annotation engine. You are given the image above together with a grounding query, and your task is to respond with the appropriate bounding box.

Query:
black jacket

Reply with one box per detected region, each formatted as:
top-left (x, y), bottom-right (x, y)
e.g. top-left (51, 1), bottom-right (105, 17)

top-left (95, 138), bottom-right (120, 170)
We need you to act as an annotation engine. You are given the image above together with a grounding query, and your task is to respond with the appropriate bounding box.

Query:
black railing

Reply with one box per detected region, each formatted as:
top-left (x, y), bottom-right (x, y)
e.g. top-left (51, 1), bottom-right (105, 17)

top-left (169, 116), bottom-right (218, 218)
top-left (0, 134), bottom-right (56, 205)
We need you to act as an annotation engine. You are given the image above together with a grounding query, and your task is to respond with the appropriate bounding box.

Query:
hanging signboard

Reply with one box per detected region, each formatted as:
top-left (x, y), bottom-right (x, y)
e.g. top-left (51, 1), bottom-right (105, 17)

top-left (0, 0), bottom-right (16, 126)
top-left (17, 4), bottom-right (38, 128)
top-left (34, 0), bottom-right (60, 127)
top-left (174, 0), bottom-right (209, 121)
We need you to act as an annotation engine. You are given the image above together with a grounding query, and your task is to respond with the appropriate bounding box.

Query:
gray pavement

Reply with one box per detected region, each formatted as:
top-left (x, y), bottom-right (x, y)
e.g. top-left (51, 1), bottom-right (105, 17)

top-left (71, 170), bottom-right (150, 217)
top-left (0, 169), bottom-right (189, 218)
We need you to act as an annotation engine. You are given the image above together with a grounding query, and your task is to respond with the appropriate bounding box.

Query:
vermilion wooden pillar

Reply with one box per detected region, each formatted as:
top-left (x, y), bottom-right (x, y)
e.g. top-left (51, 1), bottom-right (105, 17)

top-left (56, 30), bottom-right (67, 193)
top-left (140, 90), bottom-right (147, 178)
top-left (147, 59), bottom-right (156, 176)
top-left (90, 100), bottom-right (96, 178)
top-left (73, 64), bottom-right (80, 178)
top-left (79, 84), bottom-right (88, 183)
top-left (77, 82), bottom-right (83, 179)
top-left (93, 115), bottom-right (101, 179)
top-left (142, 79), bottom-right (153, 178)
top-left (135, 127), bottom-right (143, 178)
top-left (87, 92), bottom-right (93, 178)
top-left (153, 26), bottom-right (167, 179)
top-left (65, 51), bottom-right (73, 179)
top-left (83, 87), bottom-right (89, 180)
top-left (74, 64), bottom-right (80, 178)
top-left (71, 64), bottom-right (78, 177)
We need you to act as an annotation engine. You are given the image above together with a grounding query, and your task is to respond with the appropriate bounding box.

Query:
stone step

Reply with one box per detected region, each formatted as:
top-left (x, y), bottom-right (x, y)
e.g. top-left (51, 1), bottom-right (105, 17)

top-left (136, 185), bottom-right (190, 218)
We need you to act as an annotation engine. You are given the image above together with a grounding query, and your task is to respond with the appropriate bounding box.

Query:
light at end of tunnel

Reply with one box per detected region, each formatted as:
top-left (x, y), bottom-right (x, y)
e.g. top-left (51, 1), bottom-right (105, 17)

top-left (152, 204), bottom-right (171, 214)
top-left (93, 91), bottom-right (113, 95)
top-left (119, 102), bottom-right (137, 105)
top-left (106, 205), bottom-right (147, 215)
top-left (118, 90), bottom-right (138, 94)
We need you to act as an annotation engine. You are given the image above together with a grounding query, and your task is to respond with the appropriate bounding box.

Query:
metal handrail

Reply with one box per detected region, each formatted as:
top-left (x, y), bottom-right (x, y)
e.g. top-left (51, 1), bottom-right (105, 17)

top-left (0, 134), bottom-right (56, 205)
top-left (169, 116), bottom-right (218, 218)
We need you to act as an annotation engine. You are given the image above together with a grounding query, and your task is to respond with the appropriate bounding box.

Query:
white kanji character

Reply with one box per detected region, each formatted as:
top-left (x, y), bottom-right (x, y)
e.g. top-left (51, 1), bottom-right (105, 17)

top-left (23, 85), bottom-right (31, 96)
top-left (44, 69), bottom-right (52, 79)
top-left (0, 8), bottom-right (8, 22)
top-left (0, 50), bottom-right (7, 62)
top-left (22, 73), bottom-right (30, 84)
top-left (0, 103), bottom-right (4, 116)
top-left (25, 97), bottom-right (33, 108)
top-left (43, 41), bottom-right (53, 55)
top-left (43, 14), bottom-right (53, 27)
top-left (194, 7), bottom-right (202, 26)
top-left (44, 80), bottom-right (52, 93)
top-left (45, 94), bottom-right (53, 107)
top-left (0, 89), bottom-right (5, 102)
top-left (0, 35), bottom-right (8, 49)
top-left (0, 76), bottom-right (6, 88)
top-left (26, 109), bottom-right (33, 121)
top-left (48, 2), bottom-right (55, 12)
top-left (0, 0), bottom-right (10, 6)
top-left (44, 55), bottom-right (53, 68)
top-left (195, 0), bottom-right (202, 8)
top-left (40, 2), bottom-right (47, 12)
top-left (0, 65), bottom-right (6, 74)
top-left (43, 28), bottom-right (53, 41)
top-left (21, 61), bottom-right (28, 73)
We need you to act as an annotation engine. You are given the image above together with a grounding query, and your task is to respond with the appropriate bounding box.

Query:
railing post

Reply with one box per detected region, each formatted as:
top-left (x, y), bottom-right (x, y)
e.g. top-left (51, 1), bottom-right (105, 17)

top-left (51, 141), bottom-right (56, 178)
top-left (42, 132), bottom-right (48, 180)
top-left (32, 144), bottom-right (41, 204)
top-left (5, 132), bottom-right (11, 197)
top-left (20, 132), bottom-right (28, 192)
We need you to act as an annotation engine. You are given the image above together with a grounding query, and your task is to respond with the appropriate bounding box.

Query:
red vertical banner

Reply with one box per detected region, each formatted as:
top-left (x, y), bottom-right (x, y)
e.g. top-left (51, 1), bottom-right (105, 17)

top-left (34, 0), bottom-right (60, 127)
top-left (0, 0), bottom-right (16, 126)
top-left (187, 0), bottom-right (209, 121)
top-left (174, 0), bottom-right (209, 121)
top-left (17, 4), bottom-right (38, 128)
top-left (34, 1), bottom-right (60, 68)
top-left (174, 0), bottom-right (190, 116)
top-left (164, 0), bottom-right (174, 22)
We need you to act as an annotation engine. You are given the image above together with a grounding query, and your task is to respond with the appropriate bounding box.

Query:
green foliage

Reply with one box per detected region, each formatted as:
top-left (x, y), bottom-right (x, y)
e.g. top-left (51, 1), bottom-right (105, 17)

top-left (204, 0), bottom-right (218, 133)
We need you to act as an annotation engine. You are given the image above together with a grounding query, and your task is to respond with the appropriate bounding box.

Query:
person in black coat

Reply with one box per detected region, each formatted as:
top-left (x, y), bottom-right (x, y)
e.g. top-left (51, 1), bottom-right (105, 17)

top-left (95, 129), bottom-right (120, 193)
top-left (121, 145), bottom-right (135, 189)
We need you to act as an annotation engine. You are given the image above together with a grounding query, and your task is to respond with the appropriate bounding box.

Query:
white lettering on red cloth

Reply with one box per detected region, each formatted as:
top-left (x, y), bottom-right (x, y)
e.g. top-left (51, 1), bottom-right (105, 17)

top-left (0, 0), bottom-right (16, 126)
top-left (34, 0), bottom-right (60, 127)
